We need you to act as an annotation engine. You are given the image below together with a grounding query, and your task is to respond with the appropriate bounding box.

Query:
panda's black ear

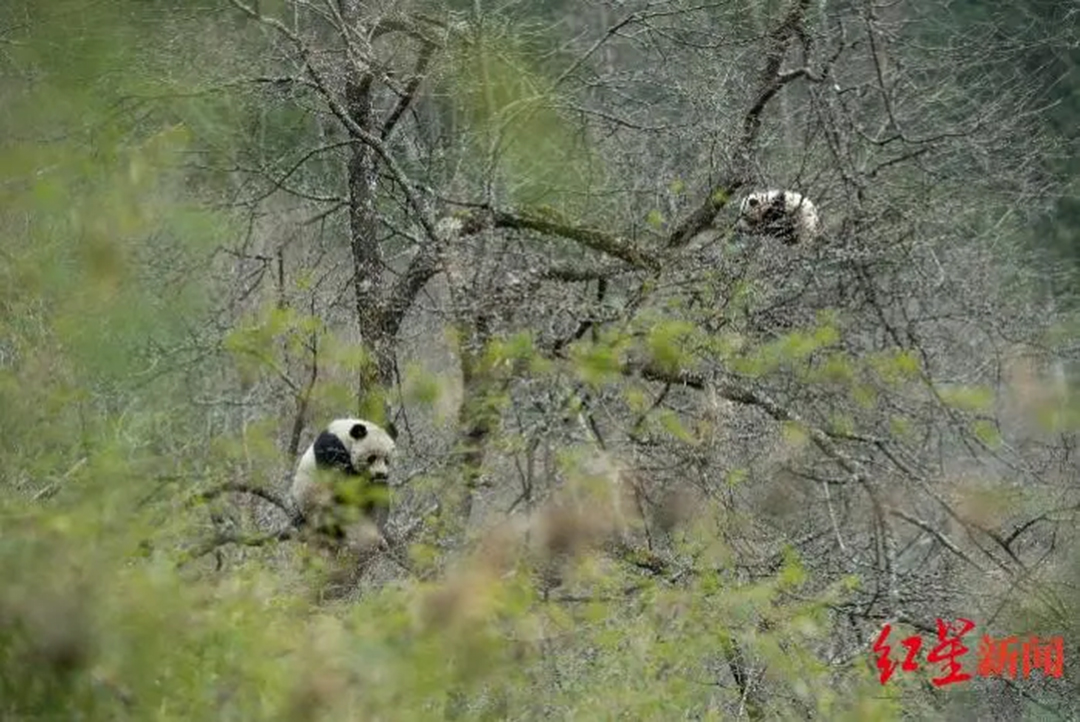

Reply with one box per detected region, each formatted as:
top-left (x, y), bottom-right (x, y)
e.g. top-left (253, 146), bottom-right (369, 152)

top-left (385, 421), bottom-right (399, 441)
top-left (349, 422), bottom-right (368, 440)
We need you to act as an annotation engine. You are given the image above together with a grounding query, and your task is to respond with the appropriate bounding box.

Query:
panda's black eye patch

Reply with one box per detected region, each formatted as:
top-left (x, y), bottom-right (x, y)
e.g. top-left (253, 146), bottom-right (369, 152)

top-left (367, 455), bottom-right (378, 465)
top-left (748, 198), bottom-right (759, 207)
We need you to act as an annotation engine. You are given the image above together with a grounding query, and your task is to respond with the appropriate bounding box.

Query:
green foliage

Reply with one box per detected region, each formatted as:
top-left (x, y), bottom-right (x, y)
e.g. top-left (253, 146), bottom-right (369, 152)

top-left (777, 545), bottom-right (808, 590)
top-left (0, 497), bottom-right (304, 721)
top-left (851, 383), bottom-right (878, 410)
top-left (868, 349), bottom-right (922, 386)
top-left (938, 384), bottom-right (995, 413)
top-left (482, 330), bottom-right (548, 375)
top-left (1035, 402), bottom-right (1080, 433)
top-left (829, 414), bottom-right (856, 436)
top-left (224, 307), bottom-right (316, 382)
top-left (890, 415), bottom-right (913, 439)
top-left (972, 419), bottom-right (1002, 448)
top-left (402, 363), bottom-right (444, 408)
top-left (440, 19), bottom-right (603, 212)
top-left (732, 320), bottom-right (837, 378)
top-left (781, 421), bottom-right (811, 450)
top-left (570, 329), bottom-right (632, 387)
top-left (222, 302), bottom-right (399, 420)
top-left (656, 409), bottom-right (698, 445)
top-left (0, 4), bottom-right (238, 496)
top-left (645, 318), bottom-right (700, 375)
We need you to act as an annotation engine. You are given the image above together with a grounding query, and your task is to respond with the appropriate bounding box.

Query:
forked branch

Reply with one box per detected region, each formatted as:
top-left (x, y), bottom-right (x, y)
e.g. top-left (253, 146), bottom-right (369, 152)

top-left (667, 0), bottom-right (816, 250)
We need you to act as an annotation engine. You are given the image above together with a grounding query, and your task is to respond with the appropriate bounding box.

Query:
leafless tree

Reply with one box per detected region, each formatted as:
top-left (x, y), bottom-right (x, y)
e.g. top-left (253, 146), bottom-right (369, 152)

top-left (190, 0), bottom-right (1078, 715)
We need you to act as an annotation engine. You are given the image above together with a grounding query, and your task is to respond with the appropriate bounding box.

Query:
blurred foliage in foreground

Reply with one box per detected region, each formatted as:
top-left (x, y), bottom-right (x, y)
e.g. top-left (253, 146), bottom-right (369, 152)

top-left (0, 4), bottom-right (897, 720)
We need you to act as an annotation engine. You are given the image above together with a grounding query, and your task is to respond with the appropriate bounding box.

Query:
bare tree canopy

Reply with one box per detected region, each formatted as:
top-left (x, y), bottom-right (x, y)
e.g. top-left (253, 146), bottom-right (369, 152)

top-left (2, 0), bottom-right (1080, 718)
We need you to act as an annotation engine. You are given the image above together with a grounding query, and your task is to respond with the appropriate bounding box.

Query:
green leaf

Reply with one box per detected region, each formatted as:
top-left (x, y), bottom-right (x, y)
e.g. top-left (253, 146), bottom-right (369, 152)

top-left (645, 320), bottom-right (698, 374)
top-left (829, 415), bottom-right (855, 436)
top-left (819, 353), bottom-right (856, 384)
top-left (658, 409), bottom-right (697, 445)
top-left (778, 546), bottom-right (807, 589)
top-left (726, 468), bottom-right (748, 487)
top-left (782, 421), bottom-right (810, 449)
top-left (574, 343), bottom-right (622, 386)
top-left (852, 384), bottom-right (878, 409)
top-left (938, 384), bottom-right (995, 412)
top-left (973, 419), bottom-right (1002, 447)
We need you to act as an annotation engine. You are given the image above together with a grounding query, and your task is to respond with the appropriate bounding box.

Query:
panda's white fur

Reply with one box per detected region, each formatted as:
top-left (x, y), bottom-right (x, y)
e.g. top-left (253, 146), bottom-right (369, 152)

top-left (736, 189), bottom-right (820, 245)
top-left (290, 417), bottom-right (398, 550)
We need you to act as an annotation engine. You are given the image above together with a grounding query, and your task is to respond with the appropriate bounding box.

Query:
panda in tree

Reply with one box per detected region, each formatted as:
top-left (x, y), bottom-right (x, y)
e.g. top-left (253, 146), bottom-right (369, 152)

top-left (736, 189), bottom-right (821, 245)
top-left (290, 417), bottom-right (399, 554)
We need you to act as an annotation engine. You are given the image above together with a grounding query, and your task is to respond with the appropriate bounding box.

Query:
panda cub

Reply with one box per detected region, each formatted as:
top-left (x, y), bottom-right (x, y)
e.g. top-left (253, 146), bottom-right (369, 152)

top-left (736, 189), bottom-right (820, 245)
top-left (290, 417), bottom-right (398, 552)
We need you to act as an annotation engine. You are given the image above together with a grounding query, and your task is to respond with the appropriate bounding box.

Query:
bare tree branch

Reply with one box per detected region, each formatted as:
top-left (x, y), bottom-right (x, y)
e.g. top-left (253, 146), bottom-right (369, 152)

top-left (666, 0), bottom-right (814, 249)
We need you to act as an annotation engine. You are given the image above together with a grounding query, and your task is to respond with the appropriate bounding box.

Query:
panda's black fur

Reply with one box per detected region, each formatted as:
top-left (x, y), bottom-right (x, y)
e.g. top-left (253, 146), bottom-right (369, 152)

top-left (756, 195), bottom-right (793, 236)
top-left (312, 427), bottom-right (359, 474)
top-left (737, 189), bottom-right (821, 245)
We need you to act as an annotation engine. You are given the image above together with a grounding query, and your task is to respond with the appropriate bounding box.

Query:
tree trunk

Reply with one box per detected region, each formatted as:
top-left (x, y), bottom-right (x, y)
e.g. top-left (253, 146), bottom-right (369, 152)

top-left (339, 1), bottom-right (395, 405)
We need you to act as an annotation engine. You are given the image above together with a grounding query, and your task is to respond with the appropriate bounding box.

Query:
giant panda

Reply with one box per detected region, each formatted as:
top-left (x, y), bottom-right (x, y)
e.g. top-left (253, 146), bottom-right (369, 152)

top-left (736, 189), bottom-right (820, 245)
top-left (290, 417), bottom-right (399, 553)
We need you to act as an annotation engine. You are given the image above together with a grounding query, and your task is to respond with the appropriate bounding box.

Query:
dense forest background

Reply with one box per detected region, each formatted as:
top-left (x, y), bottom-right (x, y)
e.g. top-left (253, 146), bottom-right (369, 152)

top-left (2, 0), bottom-right (1079, 719)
